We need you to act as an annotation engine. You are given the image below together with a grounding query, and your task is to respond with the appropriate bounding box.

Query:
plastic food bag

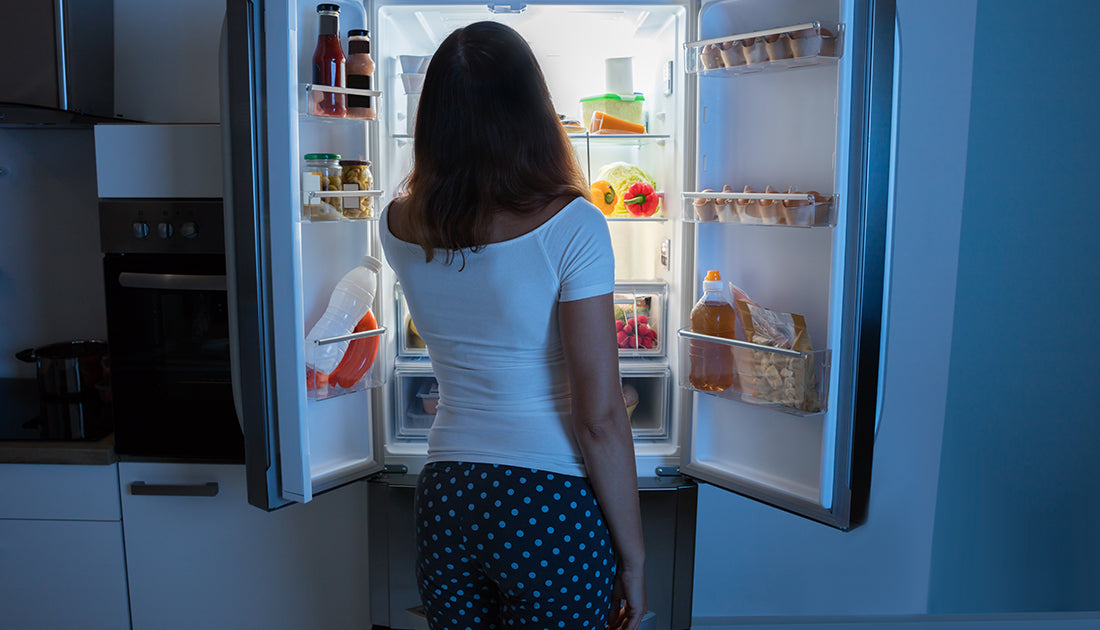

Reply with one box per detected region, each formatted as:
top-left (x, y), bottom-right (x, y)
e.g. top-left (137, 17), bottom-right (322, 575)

top-left (736, 301), bottom-right (821, 412)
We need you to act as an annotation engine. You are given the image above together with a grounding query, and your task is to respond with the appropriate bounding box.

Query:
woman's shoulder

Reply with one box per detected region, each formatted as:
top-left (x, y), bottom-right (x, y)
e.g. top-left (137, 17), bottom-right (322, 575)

top-left (382, 197), bottom-right (415, 244)
top-left (541, 197), bottom-right (610, 241)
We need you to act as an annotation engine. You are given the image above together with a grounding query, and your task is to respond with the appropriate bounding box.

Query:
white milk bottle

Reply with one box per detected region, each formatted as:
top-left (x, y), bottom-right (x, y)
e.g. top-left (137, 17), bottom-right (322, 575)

top-left (306, 255), bottom-right (382, 373)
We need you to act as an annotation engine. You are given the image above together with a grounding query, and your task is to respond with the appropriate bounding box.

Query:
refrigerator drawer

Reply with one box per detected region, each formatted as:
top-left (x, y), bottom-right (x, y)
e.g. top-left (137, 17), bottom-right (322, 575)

top-left (392, 362), bottom-right (437, 442)
top-left (395, 283), bottom-right (428, 358)
top-left (620, 361), bottom-right (672, 442)
top-left (677, 330), bottom-right (830, 416)
top-left (615, 282), bottom-right (667, 358)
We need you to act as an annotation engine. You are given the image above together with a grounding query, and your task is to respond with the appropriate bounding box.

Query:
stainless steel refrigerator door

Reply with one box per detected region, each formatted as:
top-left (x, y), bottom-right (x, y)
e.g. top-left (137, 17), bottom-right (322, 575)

top-left (678, 0), bottom-right (893, 530)
top-left (223, 0), bottom-right (385, 510)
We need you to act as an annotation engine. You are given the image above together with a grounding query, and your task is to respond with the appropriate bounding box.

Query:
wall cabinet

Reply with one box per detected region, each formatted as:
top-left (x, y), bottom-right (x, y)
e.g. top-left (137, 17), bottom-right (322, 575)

top-left (118, 462), bottom-right (371, 630)
top-left (0, 464), bottom-right (131, 630)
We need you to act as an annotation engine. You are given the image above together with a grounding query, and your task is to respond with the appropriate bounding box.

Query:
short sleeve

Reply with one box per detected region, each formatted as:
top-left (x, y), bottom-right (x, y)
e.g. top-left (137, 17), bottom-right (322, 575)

top-left (552, 200), bottom-right (615, 302)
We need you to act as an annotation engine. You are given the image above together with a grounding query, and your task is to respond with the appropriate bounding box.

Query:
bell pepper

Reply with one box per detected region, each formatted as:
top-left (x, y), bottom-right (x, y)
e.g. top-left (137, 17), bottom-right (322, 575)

top-left (623, 181), bottom-right (659, 217)
top-left (590, 180), bottom-right (616, 216)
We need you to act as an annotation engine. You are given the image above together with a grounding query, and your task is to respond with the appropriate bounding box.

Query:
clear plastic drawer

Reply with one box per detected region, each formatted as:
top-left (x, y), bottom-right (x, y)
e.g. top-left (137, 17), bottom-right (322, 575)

top-left (615, 283), bottom-right (667, 358)
top-left (395, 283), bottom-right (429, 358)
top-left (392, 362), bottom-right (438, 441)
top-left (621, 362), bottom-right (672, 442)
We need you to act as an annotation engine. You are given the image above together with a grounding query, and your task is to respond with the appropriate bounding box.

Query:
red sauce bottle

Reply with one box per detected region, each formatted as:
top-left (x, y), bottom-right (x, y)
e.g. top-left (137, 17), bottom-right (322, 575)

top-left (311, 4), bottom-right (346, 117)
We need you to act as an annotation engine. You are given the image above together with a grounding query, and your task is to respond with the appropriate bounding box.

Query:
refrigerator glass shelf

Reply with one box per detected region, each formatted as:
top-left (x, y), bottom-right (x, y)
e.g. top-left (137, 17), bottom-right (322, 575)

top-left (686, 21), bottom-right (844, 75)
top-left (568, 133), bottom-right (671, 144)
top-left (306, 327), bottom-right (389, 402)
top-left (677, 329), bottom-right (830, 416)
top-left (682, 193), bottom-right (835, 227)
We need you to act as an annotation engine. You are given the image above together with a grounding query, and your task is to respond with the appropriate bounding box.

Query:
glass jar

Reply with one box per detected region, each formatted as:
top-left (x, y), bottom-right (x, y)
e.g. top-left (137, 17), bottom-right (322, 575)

top-left (346, 29), bottom-right (377, 120)
top-left (338, 159), bottom-right (374, 219)
top-left (311, 4), bottom-right (346, 117)
top-left (301, 153), bottom-right (342, 220)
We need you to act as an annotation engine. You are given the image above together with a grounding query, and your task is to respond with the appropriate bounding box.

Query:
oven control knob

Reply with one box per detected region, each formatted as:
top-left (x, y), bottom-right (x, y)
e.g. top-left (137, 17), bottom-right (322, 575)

top-left (157, 222), bottom-right (174, 239)
top-left (132, 221), bottom-right (149, 239)
top-left (179, 221), bottom-right (198, 239)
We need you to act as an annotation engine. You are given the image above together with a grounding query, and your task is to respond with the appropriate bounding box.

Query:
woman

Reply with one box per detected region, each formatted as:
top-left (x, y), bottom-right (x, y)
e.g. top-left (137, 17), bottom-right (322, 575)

top-left (379, 21), bottom-right (646, 630)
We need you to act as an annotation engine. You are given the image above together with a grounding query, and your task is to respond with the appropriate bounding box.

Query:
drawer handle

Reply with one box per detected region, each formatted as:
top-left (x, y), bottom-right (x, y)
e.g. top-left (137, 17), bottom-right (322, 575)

top-left (129, 481), bottom-right (220, 497)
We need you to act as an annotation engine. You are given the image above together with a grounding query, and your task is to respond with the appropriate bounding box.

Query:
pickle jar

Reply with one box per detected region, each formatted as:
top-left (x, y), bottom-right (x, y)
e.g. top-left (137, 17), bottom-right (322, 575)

top-left (338, 159), bottom-right (374, 219)
top-left (301, 153), bottom-right (342, 220)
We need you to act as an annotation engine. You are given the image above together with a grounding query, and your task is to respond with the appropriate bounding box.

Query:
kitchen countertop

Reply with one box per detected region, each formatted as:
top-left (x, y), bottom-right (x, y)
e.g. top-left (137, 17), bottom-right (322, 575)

top-left (0, 378), bottom-right (118, 465)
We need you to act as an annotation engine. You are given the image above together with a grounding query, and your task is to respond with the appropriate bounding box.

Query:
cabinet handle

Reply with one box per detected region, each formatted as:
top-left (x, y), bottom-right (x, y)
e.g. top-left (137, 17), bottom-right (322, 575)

top-left (129, 481), bottom-right (220, 497)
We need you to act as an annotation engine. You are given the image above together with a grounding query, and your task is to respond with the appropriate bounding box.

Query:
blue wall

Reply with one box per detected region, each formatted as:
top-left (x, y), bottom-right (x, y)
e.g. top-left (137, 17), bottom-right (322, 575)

top-left (928, 0), bottom-right (1100, 613)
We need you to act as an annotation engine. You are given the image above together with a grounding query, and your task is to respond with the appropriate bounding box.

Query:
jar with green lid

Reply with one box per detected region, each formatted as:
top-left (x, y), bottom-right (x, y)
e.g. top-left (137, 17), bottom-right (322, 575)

top-left (301, 153), bottom-right (342, 220)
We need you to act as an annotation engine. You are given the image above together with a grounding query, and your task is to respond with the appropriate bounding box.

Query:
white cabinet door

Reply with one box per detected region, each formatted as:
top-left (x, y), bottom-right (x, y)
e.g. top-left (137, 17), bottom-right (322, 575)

top-left (119, 462), bottom-right (370, 630)
top-left (0, 464), bottom-right (130, 630)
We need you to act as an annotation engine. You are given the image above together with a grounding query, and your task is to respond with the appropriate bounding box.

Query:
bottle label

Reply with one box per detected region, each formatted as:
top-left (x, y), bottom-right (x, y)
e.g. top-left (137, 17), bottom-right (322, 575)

top-left (347, 75), bottom-right (373, 107)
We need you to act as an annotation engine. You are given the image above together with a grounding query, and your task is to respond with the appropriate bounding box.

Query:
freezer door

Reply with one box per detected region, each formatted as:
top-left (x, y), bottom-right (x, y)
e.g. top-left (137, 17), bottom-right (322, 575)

top-left (678, 0), bottom-right (893, 529)
top-left (223, 0), bottom-right (385, 510)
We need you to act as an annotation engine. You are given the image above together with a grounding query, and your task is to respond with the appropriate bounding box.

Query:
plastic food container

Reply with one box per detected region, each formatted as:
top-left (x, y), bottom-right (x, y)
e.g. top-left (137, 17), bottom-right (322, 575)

top-left (416, 380), bottom-right (440, 414)
top-left (580, 93), bottom-right (645, 128)
top-left (614, 283), bottom-right (666, 357)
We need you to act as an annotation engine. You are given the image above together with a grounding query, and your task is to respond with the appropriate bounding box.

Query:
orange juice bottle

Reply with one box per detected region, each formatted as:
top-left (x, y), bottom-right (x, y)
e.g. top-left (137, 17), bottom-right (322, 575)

top-left (689, 270), bottom-right (738, 391)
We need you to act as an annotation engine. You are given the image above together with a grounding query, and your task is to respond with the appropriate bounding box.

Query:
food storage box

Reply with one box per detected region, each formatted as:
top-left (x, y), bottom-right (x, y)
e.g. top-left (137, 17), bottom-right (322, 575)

top-left (580, 93), bottom-right (645, 129)
top-left (677, 329), bottom-right (830, 415)
top-left (614, 283), bottom-right (666, 357)
top-left (620, 362), bottom-right (671, 441)
top-left (392, 362), bottom-right (438, 441)
top-left (395, 283), bottom-right (429, 358)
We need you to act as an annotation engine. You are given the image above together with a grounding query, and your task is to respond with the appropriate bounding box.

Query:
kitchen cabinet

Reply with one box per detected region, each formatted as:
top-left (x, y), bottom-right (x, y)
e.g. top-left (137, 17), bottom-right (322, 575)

top-left (0, 463), bottom-right (131, 630)
top-left (118, 462), bottom-right (370, 630)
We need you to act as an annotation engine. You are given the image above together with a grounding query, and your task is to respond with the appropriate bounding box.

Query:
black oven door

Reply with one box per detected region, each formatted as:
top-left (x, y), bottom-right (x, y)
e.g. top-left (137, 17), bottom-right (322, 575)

top-left (103, 252), bottom-right (244, 460)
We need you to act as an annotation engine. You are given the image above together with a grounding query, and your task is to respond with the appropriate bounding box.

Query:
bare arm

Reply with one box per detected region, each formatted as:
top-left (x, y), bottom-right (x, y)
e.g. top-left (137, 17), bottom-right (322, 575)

top-left (559, 292), bottom-right (646, 629)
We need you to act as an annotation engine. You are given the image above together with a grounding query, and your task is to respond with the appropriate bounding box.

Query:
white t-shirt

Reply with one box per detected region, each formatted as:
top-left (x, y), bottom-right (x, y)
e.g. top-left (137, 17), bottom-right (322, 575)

top-left (380, 197), bottom-right (615, 477)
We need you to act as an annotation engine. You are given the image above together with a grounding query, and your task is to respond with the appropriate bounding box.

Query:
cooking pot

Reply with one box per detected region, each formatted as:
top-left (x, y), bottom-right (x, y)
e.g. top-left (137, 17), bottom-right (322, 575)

top-left (15, 340), bottom-right (112, 440)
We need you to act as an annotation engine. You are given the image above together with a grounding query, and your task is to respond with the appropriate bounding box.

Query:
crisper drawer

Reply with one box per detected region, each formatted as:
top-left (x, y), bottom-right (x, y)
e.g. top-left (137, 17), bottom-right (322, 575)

top-left (395, 283), bottom-right (428, 358)
top-left (620, 361), bottom-right (672, 442)
top-left (392, 361), bottom-right (438, 442)
top-left (391, 360), bottom-right (670, 443)
top-left (614, 282), bottom-right (667, 358)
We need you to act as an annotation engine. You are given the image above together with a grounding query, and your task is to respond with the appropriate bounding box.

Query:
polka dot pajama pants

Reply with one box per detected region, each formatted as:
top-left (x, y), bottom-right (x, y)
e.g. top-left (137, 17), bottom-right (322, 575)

top-left (415, 462), bottom-right (616, 630)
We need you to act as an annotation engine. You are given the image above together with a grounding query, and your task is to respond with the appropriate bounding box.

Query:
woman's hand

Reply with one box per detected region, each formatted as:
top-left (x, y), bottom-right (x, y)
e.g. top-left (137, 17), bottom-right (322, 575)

top-left (607, 564), bottom-right (647, 630)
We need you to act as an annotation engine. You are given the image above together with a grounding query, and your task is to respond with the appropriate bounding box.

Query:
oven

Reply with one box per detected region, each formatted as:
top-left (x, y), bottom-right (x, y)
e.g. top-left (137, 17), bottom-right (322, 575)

top-left (100, 198), bottom-right (243, 461)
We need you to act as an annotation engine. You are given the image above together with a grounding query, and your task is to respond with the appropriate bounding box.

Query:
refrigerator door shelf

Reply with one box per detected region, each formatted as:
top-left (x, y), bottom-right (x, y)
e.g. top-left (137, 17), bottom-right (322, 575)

top-left (301, 83), bottom-right (384, 120)
top-left (683, 191), bottom-right (835, 227)
top-left (306, 326), bottom-right (390, 402)
top-left (686, 22), bottom-right (844, 75)
top-left (300, 189), bottom-right (385, 222)
top-left (677, 329), bottom-right (831, 417)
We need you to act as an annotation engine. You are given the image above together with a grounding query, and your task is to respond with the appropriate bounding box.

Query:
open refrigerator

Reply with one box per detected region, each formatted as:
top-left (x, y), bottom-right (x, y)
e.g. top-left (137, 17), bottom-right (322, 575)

top-left (223, 0), bottom-right (893, 539)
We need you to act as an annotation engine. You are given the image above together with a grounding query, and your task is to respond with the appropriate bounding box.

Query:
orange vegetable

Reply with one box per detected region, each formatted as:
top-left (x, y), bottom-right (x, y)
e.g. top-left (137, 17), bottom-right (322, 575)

top-left (329, 310), bottom-right (380, 389)
top-left (590, 180), bottom-right (617, 215)
top-left (588, 111), bottom-right (645, 135)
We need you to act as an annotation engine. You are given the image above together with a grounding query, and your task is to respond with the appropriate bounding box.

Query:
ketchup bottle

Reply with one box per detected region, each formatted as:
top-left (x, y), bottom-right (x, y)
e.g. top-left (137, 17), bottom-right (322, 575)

top-left (311, 4), bottom-right (346, 117)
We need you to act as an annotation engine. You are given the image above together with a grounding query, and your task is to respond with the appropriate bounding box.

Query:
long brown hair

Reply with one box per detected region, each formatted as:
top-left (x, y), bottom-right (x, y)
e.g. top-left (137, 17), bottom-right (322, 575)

top-left (402, 21), bottom-right (589, 265)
